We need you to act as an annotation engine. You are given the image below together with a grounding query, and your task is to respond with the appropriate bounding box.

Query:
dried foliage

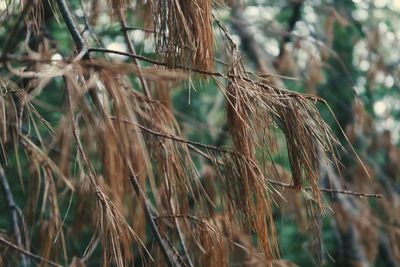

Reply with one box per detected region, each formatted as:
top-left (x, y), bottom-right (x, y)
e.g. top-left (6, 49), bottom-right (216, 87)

top-left (154, 0), bottom-right (214, 71)
top-left (0, 1), bottom-right (391, 267)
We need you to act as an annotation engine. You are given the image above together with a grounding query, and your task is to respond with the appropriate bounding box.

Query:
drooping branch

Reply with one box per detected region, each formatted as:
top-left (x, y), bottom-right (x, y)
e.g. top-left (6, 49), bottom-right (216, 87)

top-left (55, 1), bottom-right (108, 111)
top-left (87, 47), bottom-right (327, 102)
top-left (115, 117), bottom-right (383, 198)
top-left (173, 218), bottom-right (194, 267)
top-left (129, 174), bottom-right (181, 267)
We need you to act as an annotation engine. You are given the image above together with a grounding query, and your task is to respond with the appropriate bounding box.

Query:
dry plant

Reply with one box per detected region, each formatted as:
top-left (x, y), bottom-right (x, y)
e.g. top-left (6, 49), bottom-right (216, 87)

top-left (0, 1), bottom-right (382, 267)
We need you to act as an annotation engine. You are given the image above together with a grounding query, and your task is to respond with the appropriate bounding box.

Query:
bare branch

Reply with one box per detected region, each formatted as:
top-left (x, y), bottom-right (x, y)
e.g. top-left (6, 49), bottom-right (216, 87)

top-left (0, 236), bottom-right (61, 267)
top-left (269, 179), bottom-right (383, 198)
top-left (119, 14), bottom-right (151, 97)
top-left (129, 174), bottom-right (181, 267)
top-left (87, 47), bottom-right (327, 104)
top-left (55, 0), bottom-right (87, 55)
top-left (116, 117), bottom-right (383, 199)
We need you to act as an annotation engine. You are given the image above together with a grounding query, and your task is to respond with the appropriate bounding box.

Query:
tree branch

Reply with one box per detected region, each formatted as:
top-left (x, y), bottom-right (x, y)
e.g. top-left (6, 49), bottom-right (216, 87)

top-left (269, 179), bottom-right (382, 198)
top-left (56, 1), bottom-right (108, 112)
top-left (113, 117), bottom-right (383, 199)
top-left (119, 14), bottom-right (151, 97)
top-left (55, 0), bottom-right (87, 55)
top-left (78, 0), bottom-right (104, 48)
top-left (0, 236), bottom-right (61, 267)
top-left (129, 174), bottom-right (181, 267)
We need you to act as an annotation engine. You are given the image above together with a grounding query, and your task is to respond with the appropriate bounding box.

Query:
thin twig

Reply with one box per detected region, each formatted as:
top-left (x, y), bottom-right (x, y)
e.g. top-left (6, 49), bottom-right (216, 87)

top-left (174, 219), bottom-right (194, 267)
top-left (107, 116), bottom-right (230, 154)
top-left (161, 233), bottom-right (187, 267)
top-left (66, 79), bottom-right (97, 187)
top-left (0, 236), bottom-right (62, 267)
top-left (55, 1), bottom-right (106, 112)
top-left (112, 117), bottom-right (383, 199)
top-left (87, 47), bottom-right (327, 103)
top-left (1, 52), bottom-right (326, 103)
top-left (155, 214), bottom-right (211, 226)
top-left (88, 47), bottom-right (223, 76)
top-left (129, 174), bottom-right (180, 267)
top-left (78, 0), bottom-right (104, 48)
top-left (136, 121), bottom-right (382, 199)
top-left (269, 179), bottom-right (383, 198)
top-left (120, 14), bottom-right (151, 97)
top-left (168, 190), bottom-right (194, 267)
top-left (0, 164), bottom-right (29, 267)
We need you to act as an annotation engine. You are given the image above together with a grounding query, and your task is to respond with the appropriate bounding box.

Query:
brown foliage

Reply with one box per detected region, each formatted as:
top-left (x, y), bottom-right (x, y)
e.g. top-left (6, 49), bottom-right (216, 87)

top-left (0, 1), bottom-right (380, 267)
top-left (154, 0), bottom-right (214, 71)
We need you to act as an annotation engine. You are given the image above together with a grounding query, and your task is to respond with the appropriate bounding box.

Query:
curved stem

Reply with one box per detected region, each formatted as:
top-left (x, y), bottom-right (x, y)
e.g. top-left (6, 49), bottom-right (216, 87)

top-left (129, 174), bottom-right (180, 267)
